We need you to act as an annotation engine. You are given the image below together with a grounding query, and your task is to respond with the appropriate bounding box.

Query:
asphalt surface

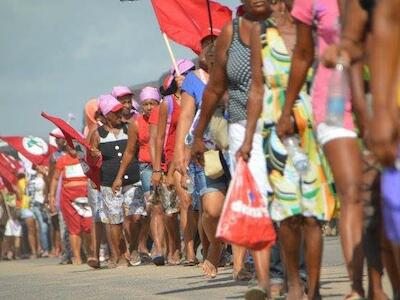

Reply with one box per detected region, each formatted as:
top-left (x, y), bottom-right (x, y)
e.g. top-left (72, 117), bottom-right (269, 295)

top-left (0, 237), bottom-right (391, 300)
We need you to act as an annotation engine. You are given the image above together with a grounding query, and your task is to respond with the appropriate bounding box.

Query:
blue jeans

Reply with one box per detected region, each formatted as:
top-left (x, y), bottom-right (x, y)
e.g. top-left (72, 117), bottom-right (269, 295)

top-left (59, 212), bottom-right (72, 261)
top-left (139, 163), bottom-right (153, 195)
top-left (188, 163), bottom-right (206, 211)
top-left (31, 204), bottom-right (50, 252)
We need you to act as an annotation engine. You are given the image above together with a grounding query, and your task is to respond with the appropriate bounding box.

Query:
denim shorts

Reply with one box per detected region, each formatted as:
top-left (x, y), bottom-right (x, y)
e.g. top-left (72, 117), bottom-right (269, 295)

top-left (188, 162), bottom-right (229, 210)
top-left (139, 162), bottom-right (153, 195)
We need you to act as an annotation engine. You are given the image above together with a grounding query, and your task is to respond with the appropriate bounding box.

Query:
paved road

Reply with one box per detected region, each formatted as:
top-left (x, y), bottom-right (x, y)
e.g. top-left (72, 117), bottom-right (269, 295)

top-left (0, 237), bottom-right (391, 300)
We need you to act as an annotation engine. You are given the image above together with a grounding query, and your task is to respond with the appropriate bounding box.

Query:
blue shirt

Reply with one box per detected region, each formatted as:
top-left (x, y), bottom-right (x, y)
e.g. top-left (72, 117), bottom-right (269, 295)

top-left (181, 71), bottom-right (206, 109)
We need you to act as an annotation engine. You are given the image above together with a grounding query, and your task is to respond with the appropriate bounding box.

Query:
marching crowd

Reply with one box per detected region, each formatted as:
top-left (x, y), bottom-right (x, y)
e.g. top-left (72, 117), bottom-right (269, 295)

top-left (1, 0), bottom-right (400, 299)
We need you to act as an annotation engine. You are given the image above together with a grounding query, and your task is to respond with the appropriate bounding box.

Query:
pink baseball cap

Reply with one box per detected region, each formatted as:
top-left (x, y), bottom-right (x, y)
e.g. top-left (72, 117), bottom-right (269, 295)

top-left (98, 94), bottom-right (124, 116)
top-left (111, 86), bottom-right (133, 98)
top-left (139, 87), bottom-right (161, 103)
top-left (170, 59), bottom-right (195, 76)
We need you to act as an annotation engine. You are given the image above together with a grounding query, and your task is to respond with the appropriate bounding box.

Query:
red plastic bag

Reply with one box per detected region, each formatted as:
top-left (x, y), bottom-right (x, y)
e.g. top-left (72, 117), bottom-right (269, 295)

top-left (216, 159), bottom-right (276, 250)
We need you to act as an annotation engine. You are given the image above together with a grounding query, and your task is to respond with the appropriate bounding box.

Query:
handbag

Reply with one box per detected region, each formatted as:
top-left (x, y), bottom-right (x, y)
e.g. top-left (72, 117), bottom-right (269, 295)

top-left (204, 150), bottom-right (225, 180)
top-left (208, 107), bottom-right (229, 150)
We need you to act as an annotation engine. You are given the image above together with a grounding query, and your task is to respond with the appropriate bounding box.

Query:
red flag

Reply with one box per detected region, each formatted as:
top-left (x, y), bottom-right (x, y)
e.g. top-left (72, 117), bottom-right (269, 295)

top-left (41, 112), bottom-right (102, 189)
top-left (0, 153), bottom-right (19, 192)
top-left (0, 136), bottom-right (50, 166)
top-left (151, 0), bottom-right (232, 53)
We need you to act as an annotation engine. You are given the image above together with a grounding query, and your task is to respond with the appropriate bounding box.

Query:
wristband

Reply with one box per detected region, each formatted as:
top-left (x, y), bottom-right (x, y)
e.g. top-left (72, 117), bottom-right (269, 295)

top-left (152, 169), bottom-right (162, 173)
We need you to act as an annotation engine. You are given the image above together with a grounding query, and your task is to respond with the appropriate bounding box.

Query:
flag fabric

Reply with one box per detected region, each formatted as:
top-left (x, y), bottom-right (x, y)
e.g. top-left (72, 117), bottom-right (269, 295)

top-left (151, 0), bottom-right (232, 53)
top-left (41, 112), bottom-right (102, 188)
top-left (0, 153), bottom-right (20, 192)
top-left (0, 136), bottom-right (50, 166)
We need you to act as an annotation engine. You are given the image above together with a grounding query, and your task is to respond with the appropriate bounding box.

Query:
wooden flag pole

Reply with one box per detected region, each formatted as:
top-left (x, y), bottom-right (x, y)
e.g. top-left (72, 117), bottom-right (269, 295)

top-left (162, 33), bottom-right (180, 76)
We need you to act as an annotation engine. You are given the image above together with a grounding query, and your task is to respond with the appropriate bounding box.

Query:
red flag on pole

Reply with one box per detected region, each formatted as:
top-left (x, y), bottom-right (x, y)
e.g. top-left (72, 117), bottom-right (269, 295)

top-left (151, 0), bottom-right (232, 53)
top-left (0, 136), bottom-right (50, 166)
top-left (41, 112), bottom-right (102, 189)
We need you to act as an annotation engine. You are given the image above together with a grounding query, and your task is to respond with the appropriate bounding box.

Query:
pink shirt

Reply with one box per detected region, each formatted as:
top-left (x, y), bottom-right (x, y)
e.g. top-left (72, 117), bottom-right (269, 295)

top-left (292, 0), bottom-right (354, 130)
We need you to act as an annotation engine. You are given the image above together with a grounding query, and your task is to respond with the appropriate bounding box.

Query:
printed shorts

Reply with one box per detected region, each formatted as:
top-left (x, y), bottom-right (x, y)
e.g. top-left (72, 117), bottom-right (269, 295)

top-left (100, 184), bottom-right (146, 224)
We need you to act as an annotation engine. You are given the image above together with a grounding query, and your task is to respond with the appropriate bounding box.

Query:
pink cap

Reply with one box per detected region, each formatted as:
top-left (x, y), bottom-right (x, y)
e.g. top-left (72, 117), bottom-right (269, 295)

top-left (98, 94), bottom-right (124, 116)
top-left (139, 87), bottom-right (161, 103)
top-left (170, 59), bottom-right (195, 75)
top-left (50, 128), bottom-right (65, 139)
top-left (111, 86), bottom-right (133, 98)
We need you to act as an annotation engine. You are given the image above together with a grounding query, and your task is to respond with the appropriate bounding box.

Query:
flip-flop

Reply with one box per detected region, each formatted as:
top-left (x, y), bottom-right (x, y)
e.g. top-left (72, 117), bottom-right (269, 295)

top-left (232, 268), bottom-right (253, 282)
top-left (87, 257), bottom-right (100, 269)
top-left (344, 292), bottom-right (365, 300)
top-left (182, 259), bottom-right (199, 266)
top-left (152, 255), bottom-right (165, 266)
top-left (245, 286), bottom-right (267, 300)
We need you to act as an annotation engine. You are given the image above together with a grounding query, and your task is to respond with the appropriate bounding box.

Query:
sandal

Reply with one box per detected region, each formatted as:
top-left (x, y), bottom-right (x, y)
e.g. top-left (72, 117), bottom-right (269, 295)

top-left (182, 259), bottom-right (199, 266)
top-left (344, 292), bottom-right (365, 300)
top-left (87, 257), bottom-right (100, 269)
top-left (232, 268), bottom-right (253, 282)
top-left (245, 286), bottom-right (268, 300)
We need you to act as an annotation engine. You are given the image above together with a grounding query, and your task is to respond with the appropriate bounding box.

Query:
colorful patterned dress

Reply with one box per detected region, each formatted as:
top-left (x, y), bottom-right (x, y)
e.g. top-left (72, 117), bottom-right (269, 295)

top-left (260, 19), bottom-right (337, 222)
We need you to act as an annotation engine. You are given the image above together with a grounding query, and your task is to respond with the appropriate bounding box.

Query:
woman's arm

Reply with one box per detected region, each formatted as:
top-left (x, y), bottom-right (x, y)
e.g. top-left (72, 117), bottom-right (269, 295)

top-left (349, 61), bottom-right (369, 140)
top-left (151, 102), bottom-right (168, 187)
top-left (236, 23), bottom-right (264, 162)
top-left (173, 93), bottom-right (196, 175)
top-left (369, 0), bottom-right (400, 165)
top-left (276, 21), bottom-right (314, 138)
top-left (112, 123), bottom-right (138, 193)
top-left (48, 168), bottom-right (61, 214)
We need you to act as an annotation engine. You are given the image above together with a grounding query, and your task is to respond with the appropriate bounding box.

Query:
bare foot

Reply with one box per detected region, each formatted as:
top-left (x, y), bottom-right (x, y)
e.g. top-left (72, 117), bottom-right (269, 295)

top-left (202, 259), bottom-right (217, 278)
top-left (286, 285), bottom-right (306, 300)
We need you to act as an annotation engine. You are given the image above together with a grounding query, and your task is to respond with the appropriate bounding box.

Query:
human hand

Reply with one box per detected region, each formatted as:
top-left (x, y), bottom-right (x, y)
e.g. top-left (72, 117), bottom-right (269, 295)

top-left (276, 113), bottom-right (295, 140)
top-left (321, 45), bottom-right (351, 69)
top-left (236, 141), bottom-right (252, 162)
top-left (111, 178), bottom-right (122, 195)
top-left (369, 113), bottom-right (398, 167)
top-left (151, 171), bottom-right (162, 188)
top-left (191, 136), bottom-right (206, 167)
top-left (90, 147), bottom-right (101, 159)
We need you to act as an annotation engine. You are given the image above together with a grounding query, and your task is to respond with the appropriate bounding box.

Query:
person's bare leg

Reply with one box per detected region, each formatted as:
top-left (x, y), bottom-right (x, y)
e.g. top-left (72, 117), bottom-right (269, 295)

top-left (201, 191), bottom-right (224, 278)
top-left (232, 245), bottom-right (246, 273)
top-left (81, 232), bottom-right (92, 256)
top-left (69, 234), bottom-right (82, 264)
top-left (198, 208), bottom-right (209, 261)
top-left (304, 217), bottom-right (323, 300)
top-left (128, 215), bottom-right (142, 253)
top-left (174, 172), bottom-right (196, 262)
top-left (54, 228), bottom-right (61, 257)
top-left (109, 224), bottom-right (122, 261)
top-left (150, 205), bottom-right (165, 255)
top-left (382, 235), bottom-right (400, 299)
top-left (164, 213), bottom-right (179, 261)
top-left (138, 216), bottom-right (150, 254)
top-left (25, 217), bottom-right (38, 257)
top-left (324, 138), bottom-right (364, 296)
top-left (279, 216), bottom-right (304, 299)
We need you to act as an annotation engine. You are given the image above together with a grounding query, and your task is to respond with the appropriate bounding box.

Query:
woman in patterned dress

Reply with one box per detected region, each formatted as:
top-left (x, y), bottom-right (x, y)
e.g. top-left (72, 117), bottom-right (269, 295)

top-left (238, 1), bottom-right (336, 298)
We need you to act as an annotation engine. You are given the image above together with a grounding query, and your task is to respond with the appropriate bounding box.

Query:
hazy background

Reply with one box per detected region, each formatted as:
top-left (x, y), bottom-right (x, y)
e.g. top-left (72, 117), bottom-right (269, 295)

top-left (0, 0), bottom-right (238, 137)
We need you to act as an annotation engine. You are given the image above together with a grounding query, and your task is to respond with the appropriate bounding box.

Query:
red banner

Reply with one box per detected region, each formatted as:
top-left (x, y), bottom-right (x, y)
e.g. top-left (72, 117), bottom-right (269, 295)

top-left (41, 112), bottom-right (101, 188)
top-left (151, 0), bottom-right (232, 53)
top-left (0, 136), bottom-right (50, 166)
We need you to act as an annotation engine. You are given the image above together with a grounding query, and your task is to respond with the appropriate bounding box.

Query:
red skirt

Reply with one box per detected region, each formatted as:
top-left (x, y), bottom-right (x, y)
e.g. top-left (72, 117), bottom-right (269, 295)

top-left (61, 184), bottom-right (92, 235)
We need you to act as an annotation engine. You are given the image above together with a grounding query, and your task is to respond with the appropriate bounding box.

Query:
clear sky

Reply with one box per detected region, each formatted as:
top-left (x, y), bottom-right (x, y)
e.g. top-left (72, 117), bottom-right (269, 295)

top-left (0, 0), bottom-right (238, 137)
